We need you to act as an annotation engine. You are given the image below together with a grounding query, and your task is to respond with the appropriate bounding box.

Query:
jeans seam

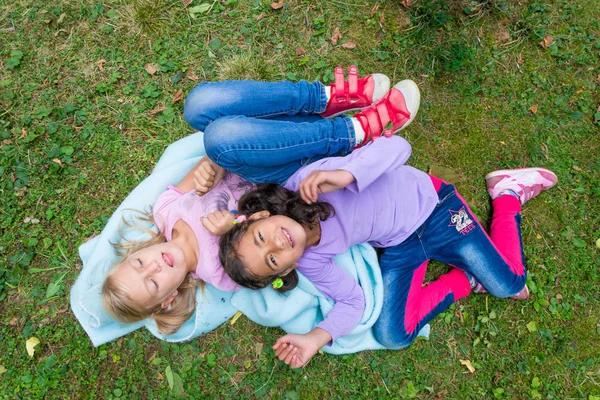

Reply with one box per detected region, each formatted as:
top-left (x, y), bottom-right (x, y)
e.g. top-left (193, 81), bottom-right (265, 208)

top-left (339, 115), bottom-right (356, 149)
top-left (317, 81), bottom-right (327, 113)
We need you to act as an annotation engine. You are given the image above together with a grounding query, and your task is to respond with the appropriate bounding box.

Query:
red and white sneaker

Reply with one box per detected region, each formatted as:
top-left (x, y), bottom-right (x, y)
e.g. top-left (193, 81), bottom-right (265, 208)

top-left (485, 167), bottom-right (558, 205)
top-left (320, 65), bottom-right (390, 118)
top-left (352, 79), bottom-right (420, 149)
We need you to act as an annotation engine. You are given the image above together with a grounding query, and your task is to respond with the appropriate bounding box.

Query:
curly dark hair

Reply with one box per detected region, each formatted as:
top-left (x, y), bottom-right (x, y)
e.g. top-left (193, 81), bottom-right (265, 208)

top-left (219, 183), bottom-right (334, 293)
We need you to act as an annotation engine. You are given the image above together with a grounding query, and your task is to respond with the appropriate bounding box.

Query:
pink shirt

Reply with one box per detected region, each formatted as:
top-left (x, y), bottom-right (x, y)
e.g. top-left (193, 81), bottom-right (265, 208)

top-left (153, 173), bottom-right (254, 291)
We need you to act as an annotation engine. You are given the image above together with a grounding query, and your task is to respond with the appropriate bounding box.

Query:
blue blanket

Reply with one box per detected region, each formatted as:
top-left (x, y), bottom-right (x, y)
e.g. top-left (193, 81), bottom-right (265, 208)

top-left (70, 131), bottom-right (429, 353)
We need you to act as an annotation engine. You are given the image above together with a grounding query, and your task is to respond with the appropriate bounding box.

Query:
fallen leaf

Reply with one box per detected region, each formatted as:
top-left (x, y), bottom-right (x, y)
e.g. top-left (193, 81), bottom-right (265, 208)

top-left (144, 63), bottom-right (158, 75)
top-left (477, 27), bottom-right (484, 38)
top-left (19, 127), bottom-right (27, 139)
top-left (229, 311), bottom-right (243, 325)
top-left (572, 165), bottom-right (581, 172)
top-left (147, 351), bottom-right (157, 363)
top-left (460, 359), bottom-right (475, 373)
top-left (257, 13), bottom-right (266, 21)
top-left (555, 293), bottom-right (563, 300)
top-left (254, 342), bottom-right (264, 357)
top-left (148, 105), bottom-right (166, 117)
top-left (270, 0), bottom-right (284, 10)
top-left (157, 372), bottom-right (164, 380)
top-left (517, 53), bottom-right (523, 64)
top-left (52, 158), bottom-right (64, 167)
top-left (341, 41), bottom-right (356, 49)
top-left (0, 365), bottom-right (6, 374)
top-left (295, 47), bottom-right (306, 56)
top-left (26, 337), bottom-right (40, 357)
top-left (186, 70), bottom-right (199, 82)
top-left (529, 104), bottom-right (538, 114)
top-left (182, 0), bottom-right (193, 6)
top-left (526, 321), bottom-right (537, 332)
top-left (330, 27), bottom-right (342, 45)
top-left (541, 143), bottom-right (549, 160)
top-left (9, 317), bottom-right (18, 326)
top-left (370, 2), bottom-right (380, 17)
top-left (379, 11), bottom-right (385, 24)
top-left (96, 59), bottom-right (107, 71)
top-left (539, 35), bottom-right (554, 49)
top-left (536, 233), bottom-right (542, 239)
top-left (172, 89), bottom-right (183, 104)
top-left (596, 238), bottom-right (600, 249)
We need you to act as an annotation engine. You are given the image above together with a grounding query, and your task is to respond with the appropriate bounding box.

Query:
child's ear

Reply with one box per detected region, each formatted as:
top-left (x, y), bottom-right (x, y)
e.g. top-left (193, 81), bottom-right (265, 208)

top-left (249, 210), bottom-right (270, 221)
top-left (160, 290), bottom-right (179, 309)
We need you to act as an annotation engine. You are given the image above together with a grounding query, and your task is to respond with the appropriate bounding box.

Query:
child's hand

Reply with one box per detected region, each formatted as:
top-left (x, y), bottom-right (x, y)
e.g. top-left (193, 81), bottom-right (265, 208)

top-left (272, 328), bottom-right (331, 369)
top-left (200, 210), bottom-right (236, 236)
top-left (299, 169), bottom-right (356, 204)
top-left (194, 156), bottom-right (226, 196)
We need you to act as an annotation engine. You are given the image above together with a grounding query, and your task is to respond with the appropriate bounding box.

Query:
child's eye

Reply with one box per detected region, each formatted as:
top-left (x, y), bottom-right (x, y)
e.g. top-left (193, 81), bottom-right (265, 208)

top-left (259, 232), bottom-right (265, 242)
top-left (270, 255), bottom-right (278, 266)
top-left (151, 279), bottom-right (158, 290)
top-left (137, 258), bottom-right (143, 267)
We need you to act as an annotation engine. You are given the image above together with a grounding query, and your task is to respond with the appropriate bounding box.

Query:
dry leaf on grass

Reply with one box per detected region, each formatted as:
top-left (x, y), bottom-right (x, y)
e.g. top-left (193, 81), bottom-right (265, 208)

top-left (182, 0), bottom-right (193, 6)
top-left (148, 105), bottom-right (166, 117)
top-left (341, 41), bottom-right (356, 49)
top-left (254, 342), bottom-right (264, 357)
top-left (270, 0), bottom-right (284, 9)
top-left (460, 359), bottom-right (475, 373)
top-left (145, 63), bottom-right (158, 75)
top-left (229, 311), bottom-right (243, 325)
top-left (541, 143), bottom-right (549, 160)
top-left (517, 53), bottom-right (523, 65)
top-left (19, 127), bottom-right (27, 139)
top-left (26, 337), bottom-right (40, 357)
top-left (529, 104), bottom-right (538, 114)
top-left (539, 35), bottom-right (554, 48)
top-left (172, 89), bottom-right (183, 104)
top-left (52, 158), bottom-right (64, 167)
top-left (330, 27), bottom-right (342, 45)
top-left (296, 47), bottom-right (306, 56)
top-left (186, 71), bottom-right (199, 81)
top-left (370, 2), bottom-right (380, 17)
top-left (96, 59), bottom-right (107, 71)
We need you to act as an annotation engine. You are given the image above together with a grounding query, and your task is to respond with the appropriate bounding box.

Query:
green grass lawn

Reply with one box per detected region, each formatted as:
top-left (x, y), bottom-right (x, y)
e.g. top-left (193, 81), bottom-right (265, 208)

top-left (1, 0), bottom-right (599, 398)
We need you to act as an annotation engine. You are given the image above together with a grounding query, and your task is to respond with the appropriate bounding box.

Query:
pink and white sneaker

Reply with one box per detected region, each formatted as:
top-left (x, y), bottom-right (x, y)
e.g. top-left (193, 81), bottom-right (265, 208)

top-left (320, 66), bottom-right (390, 118)
top-left (485, 167), bottom-right (558, 205)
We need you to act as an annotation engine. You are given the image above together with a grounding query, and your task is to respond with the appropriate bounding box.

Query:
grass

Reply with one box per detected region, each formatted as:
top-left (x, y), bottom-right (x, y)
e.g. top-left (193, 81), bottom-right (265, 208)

top-left (1, 0), bottom-right (599, 398)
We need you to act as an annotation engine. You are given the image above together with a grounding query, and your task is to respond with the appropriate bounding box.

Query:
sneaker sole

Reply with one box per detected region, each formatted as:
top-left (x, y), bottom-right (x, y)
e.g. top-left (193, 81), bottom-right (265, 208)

top-left (485, 167), bottom-right (558, 186)
top-left (324, 74), bottom-right (391, 119)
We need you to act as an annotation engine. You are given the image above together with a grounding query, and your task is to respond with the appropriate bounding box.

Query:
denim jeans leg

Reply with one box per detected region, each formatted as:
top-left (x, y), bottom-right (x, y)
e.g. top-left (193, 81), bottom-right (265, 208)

top-left (422, 183), bottom-right (527, 298)
top-left (204, 114), bottom-right (355, 184)
top-left (183, 80), bottom-right (327, 131)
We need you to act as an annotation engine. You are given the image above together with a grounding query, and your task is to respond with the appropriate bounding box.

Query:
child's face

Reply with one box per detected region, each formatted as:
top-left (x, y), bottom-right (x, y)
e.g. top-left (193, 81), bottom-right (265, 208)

top-left (237, 215), bottom-right (307, 279)
top-left (111, 241), bottom-right (189, 308)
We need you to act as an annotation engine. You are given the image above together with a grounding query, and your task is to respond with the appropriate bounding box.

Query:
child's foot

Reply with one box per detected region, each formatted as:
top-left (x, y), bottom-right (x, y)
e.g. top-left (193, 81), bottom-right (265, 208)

top-left (352, 80), bottom-right (420, 149)
top-left (485, 167), bottom-right (558, 205)
top-left (320, 66), bottom-right (390, 118)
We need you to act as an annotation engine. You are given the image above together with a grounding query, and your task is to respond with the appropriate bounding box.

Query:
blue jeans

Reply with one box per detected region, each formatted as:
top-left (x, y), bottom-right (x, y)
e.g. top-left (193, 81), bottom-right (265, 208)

top-left (373, 179), bottom-right (526, 349)
top-left (184, 80), bottom-right (357, 184)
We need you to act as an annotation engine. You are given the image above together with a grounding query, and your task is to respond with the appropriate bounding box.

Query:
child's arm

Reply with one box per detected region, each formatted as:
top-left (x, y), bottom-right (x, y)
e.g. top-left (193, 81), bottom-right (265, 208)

top-left (175, 155), bottom-right (226, 195)
top-left (292, 135), bottom-right (412, 196)
top-left (272, 258), bottom-right (365, 368)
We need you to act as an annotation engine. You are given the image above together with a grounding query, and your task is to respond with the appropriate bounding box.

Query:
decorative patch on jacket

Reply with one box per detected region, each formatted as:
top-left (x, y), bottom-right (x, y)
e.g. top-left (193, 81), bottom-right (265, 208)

top-left (449, 207), bottom-right (475, 235)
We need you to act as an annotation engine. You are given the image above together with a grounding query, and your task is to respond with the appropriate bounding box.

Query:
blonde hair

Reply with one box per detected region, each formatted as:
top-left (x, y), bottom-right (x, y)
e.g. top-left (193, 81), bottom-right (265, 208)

top-left (102, 209), bottom-right (202, 335)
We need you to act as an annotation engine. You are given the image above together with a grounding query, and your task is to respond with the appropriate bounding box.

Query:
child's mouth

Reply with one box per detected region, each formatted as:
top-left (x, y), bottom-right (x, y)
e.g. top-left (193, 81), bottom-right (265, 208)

top-left (162, 252), bottom-right (174, 267)
top-left (282, 228), bottom-right (294, 248)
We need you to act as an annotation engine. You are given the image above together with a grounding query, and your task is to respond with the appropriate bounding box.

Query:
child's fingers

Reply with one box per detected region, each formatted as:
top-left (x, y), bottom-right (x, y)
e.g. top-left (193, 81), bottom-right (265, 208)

top-left (200, 217), bottom-right (216, 233)
top-left (282, 346), bottom-right (297, 365)
top-left (277, 345), bottom-right (295, 362)
top-left (273, 343), bottom-right (287, 357)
